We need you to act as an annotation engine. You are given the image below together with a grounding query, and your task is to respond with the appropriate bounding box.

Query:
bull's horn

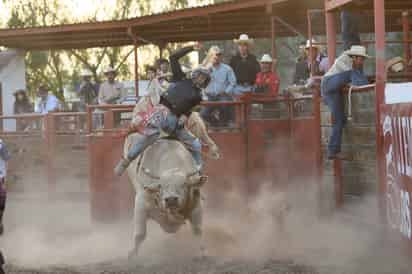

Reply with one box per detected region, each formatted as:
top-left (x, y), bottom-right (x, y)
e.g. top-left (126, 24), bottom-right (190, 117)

top-left (186, 173), bottom-right (207, 187)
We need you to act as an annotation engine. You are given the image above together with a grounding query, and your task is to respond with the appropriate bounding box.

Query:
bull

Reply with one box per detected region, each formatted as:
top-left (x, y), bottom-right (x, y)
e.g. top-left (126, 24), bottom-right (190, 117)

top-left (124, 134), bottom-right (207, 258)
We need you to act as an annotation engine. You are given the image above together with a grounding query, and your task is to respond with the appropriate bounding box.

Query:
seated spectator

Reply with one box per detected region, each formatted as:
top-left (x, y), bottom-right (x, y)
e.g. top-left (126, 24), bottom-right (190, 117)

top-left (201, 46), bottom-right (237, 127)
top-left (13, 89), bottom-right (33, 131)
top-left (98, 66), bottom-right (124, 105)
top-left (34, 86), bottom-right (61, 114)
top-left (294, 39), bottom-right (328, 88)
top-left (321, 45), bottom-right (370, 160)
top-left (230, 34), bottom-right (260, 94)
top-left (255, 54), bottom-right (280, 96)
top-left (78, 69), bottom-right (98, 111)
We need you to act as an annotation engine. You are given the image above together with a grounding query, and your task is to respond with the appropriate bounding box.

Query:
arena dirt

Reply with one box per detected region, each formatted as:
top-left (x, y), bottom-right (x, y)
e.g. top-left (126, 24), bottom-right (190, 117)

top-left (1, 181), bottom-right (412, 274)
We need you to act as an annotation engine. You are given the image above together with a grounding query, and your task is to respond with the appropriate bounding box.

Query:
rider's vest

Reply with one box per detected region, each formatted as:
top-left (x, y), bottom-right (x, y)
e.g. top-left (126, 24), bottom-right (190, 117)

top-left (160, 79), bottom-right (202, 117)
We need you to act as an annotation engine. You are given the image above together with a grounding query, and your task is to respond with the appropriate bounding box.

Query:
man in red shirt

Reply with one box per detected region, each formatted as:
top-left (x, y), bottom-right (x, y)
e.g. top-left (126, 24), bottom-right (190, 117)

top-left (255, 54), bottom-right (280, 96)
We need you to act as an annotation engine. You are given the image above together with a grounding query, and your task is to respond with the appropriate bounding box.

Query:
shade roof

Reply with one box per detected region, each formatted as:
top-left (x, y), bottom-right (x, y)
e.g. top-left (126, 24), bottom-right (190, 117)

top-left (0, 0), bottom-right (324, 50)
top-left (0, 0), bottom-right (410, 50)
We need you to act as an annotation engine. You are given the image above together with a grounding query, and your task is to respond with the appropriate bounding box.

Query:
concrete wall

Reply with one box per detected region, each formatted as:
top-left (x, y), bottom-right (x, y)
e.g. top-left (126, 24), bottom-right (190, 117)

top-left (0, 50), bottom-right (26, 131)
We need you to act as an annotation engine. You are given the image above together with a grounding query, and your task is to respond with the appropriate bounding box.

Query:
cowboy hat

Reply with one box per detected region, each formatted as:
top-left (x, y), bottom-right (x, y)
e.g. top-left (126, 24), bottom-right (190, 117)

top-left (103, 66), bottom-right (116, 74)
top-left (80, 69), bottom-right (93, 77)
top-left (305, 39), bottom-right (321, 49)
top-left (259, 54), bottom-right (275, 63)
top-left (13, 89), bottom-right (26, 96)
top-left (346, 45), bottom-right (370, 58)
top-left (386, 56), bottom-right (405, 73)
top-left (234, 34), bottom-right (254, 45)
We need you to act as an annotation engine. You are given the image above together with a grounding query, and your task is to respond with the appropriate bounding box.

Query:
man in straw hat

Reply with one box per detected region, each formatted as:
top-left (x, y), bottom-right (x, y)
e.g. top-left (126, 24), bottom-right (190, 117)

top-left (201, 45), bottom-right (237, 127)
top-left (114, 43), bottom-right (216, 176)
top-left (321, 45), bottom-right (370, 160)
top-left (98, 66), bottom-right (124, 105)
top-left (78, 69), bottom-right (98, 111)
top-left (294, 39), bottom-right (328, 86)
top-left (230, 34), bottom-right (260, 94)
top-left (255, 54), bottom-right (280, 96)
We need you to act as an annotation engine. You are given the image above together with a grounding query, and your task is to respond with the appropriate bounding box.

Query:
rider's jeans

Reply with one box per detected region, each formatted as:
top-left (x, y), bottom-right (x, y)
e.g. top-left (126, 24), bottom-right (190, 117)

top-left (126, 112), bottom-right (202, 167)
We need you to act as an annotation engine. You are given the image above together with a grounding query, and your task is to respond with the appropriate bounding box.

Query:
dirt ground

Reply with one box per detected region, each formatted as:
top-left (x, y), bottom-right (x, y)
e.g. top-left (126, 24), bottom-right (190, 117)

top-left (2, 185), bottom-right (412, 274)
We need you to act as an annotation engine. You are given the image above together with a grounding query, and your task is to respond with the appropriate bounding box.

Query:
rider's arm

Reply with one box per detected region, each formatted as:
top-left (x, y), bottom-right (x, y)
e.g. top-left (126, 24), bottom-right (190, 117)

top-left (169, 46), bottom-right (194, 82)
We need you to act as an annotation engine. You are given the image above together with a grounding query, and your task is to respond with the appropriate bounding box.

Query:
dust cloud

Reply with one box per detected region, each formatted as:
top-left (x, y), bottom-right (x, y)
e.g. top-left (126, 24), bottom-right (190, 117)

top-left (1, 177), bottom-right (411, 273)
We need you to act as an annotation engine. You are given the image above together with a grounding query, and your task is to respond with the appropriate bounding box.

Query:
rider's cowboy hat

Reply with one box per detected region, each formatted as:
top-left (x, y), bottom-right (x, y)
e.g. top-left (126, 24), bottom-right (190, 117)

top-left (80, 69), bottom-right (93, 77)
top-left (386, 56), bottom-right (405, 73)
top-left (305, 39), bottom-right (321, 49)
top-left (346, 45), bottom-right (371, 58)
top-left (103, 66), bottom-right (116, 74)
top-left (259, 54), bottom-right (275, 63)
top-left (234, 34), bottom-right (254, 45)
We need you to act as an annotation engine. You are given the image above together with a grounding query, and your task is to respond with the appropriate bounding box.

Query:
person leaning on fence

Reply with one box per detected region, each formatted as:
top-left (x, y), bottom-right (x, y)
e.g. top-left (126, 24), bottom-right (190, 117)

top-left (34, 86), bottom-right (61, 114)
top-left (230, 34), bottom-right (260, 94)
top-left (13, 89), bottom-right (33, 131)
top-left (321, 45), bottom-right (370, 160)
top-left (255, 54), bottom-right (280, 97)
top-left (201, 45), bottom-right (237, 127)
top-left (98, 66), bottom-right (124, 105)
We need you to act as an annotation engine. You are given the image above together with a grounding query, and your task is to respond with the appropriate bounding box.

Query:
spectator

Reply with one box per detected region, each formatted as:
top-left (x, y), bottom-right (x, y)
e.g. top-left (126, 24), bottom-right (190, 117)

top-left (255, 54), bottom-right (280, 96)
top-left (201, 46), bottom-right (237, 127)
top-left (98, 66), bottom-right (124, 105)
top-left (145, 65), bottom-right (164, 104)
top-left (0, 139), bottom-right (11, 235)
top-left (13, 89), bottom-right (33, 131)
top-left (230, 34), bottom-right (260, 94)
top-left (156, 58), bottom-right (172, 91)
top-left (293, 43), bottom-right (309, 85)
top-left (78, 69), bottom-right (98, 111)
top-left (294, 39), bottom-right (328, 87)
top-left (34, 86), bottom-right (61, 114)
top-left (321, 45), bottom-right (370, 159)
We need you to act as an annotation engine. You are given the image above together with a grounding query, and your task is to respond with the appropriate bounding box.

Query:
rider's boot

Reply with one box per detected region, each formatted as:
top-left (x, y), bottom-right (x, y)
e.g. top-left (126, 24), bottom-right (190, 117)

top-left (114, 157), bottom-right (131, 177)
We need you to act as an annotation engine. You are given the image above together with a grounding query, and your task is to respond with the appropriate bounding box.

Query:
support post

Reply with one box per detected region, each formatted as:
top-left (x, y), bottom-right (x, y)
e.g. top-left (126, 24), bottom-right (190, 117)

top-left (325, 8), bottom-right (337, 66)
top-left (374, 0), bottom-right (387, 221)
top-left (271, 16), bottom-right (277, 71)
top-left (44, 113), bottom-right (56, 193)
top-left (307, 10), bottom-right (314, 75)
top-left (402, 11), bottom-right (411, 64)
top-left (134, 44), bottom-right (139, 98)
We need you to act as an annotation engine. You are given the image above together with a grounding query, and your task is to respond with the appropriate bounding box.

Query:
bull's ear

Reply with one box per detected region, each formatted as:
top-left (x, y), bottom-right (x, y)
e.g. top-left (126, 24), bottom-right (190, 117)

top-left (186, 174), bottom-right (207, 188)
top-left (144, 184), bottom-right (161, 193)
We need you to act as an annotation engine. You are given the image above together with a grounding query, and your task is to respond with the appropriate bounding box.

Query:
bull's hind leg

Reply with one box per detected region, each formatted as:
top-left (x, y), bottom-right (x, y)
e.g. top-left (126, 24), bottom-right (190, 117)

top-left (190, 204), bottom-right (206, 258)
top-left (129, 193), bottom-right (147, 259)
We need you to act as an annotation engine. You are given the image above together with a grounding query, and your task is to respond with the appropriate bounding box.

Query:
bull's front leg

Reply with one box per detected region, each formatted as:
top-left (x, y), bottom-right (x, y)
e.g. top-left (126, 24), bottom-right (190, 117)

top-left (129, 192), bottom-right (147, 259)
top-left (190, 203), bottom-right (206, 258)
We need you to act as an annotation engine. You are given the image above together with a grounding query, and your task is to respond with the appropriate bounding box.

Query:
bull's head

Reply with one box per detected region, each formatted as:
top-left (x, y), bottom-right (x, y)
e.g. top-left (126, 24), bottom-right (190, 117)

top-left (143, 168), bottom-right (206, 210)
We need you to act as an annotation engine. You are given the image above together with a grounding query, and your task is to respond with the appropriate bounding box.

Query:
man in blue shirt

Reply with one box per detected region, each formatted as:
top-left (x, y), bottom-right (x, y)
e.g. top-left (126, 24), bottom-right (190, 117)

top-left (35, 86), bottom-right (61, 114)
top-left (201, 46), bottom-right (237, 127)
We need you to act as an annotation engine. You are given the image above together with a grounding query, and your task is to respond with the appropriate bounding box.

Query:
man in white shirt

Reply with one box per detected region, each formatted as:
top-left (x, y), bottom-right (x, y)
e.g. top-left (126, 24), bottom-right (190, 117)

top-left (34, 86), bottom-right (61, 114)
top-left (98, 67), bottom-right (125, 105)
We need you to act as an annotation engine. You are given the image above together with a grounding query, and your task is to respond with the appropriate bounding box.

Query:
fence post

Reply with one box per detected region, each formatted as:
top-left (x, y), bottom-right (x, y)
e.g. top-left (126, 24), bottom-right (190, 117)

top-left (44, 113), bottom-right (56, 193)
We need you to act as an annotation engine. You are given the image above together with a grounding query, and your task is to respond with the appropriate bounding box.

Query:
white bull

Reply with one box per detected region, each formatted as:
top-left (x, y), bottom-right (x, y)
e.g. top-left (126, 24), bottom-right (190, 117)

top-left (125, 134), bottom-right (207, 258)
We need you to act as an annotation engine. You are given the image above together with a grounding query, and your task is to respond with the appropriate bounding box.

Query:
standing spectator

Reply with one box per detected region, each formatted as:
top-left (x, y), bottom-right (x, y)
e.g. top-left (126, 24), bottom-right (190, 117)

top-left (321, 45), bottom-right (369, 159)
top-left (156, 58), bottom-right (172, 92)
top-left (78, 69), bottom-right (98, 111)
top-left (0, 139), bottom-right (11, 235)
top-left (34, 86), bottom-right (61, 114)
top-left (294, 39), bottom-right (328, 87)
top-left (13, 89), bottom-right (33, 131)
top-left (293, 43), bottom-right (309, 85)
top-left (230, 34), bottom-right (260, 94)
top-left (201, 46), bottom-right (237, 127)
top-left (255, 54), bottom-right (280, 96)
top-left (98, 67), bottom-right (124, 105)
